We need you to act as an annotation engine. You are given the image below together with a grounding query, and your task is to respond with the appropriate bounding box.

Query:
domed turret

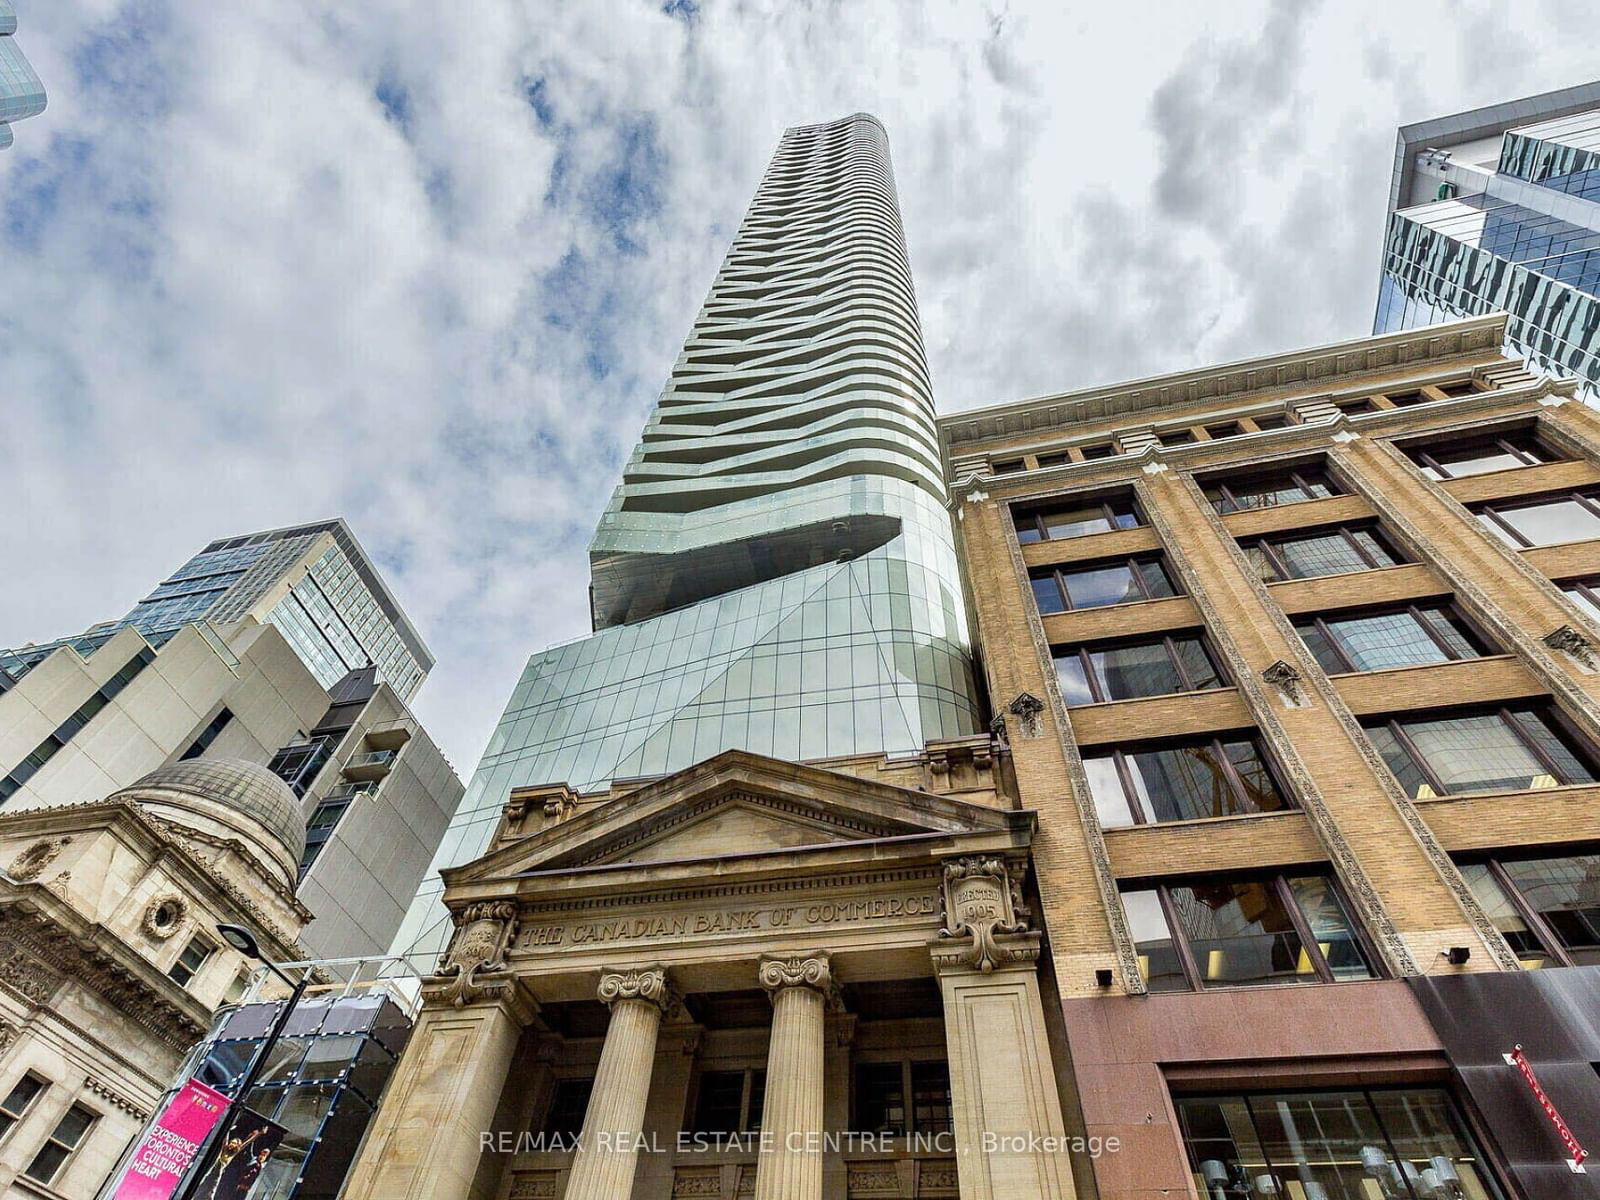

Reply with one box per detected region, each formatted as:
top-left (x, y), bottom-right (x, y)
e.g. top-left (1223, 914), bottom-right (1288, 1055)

top-left (112, 759), bottom-right (305, 886)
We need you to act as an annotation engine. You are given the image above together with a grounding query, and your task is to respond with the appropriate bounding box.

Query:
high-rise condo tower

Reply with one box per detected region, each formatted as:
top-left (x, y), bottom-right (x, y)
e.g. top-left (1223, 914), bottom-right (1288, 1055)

top-left (395, 113), bottom-right (979, 957)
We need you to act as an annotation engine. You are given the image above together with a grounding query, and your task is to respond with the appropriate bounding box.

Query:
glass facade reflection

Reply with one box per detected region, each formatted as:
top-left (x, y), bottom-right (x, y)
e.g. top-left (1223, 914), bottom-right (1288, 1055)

top-left (0, 520), bottom-right (431, 701)
top-left (1375, 101), bottom-right (1600, 398)
top-left (393, 114), bottom-right (979, 959)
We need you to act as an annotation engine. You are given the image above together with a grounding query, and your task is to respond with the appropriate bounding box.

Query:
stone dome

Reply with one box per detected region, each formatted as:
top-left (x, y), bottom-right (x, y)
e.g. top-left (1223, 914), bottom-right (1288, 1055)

top-left (113, 758), bottom-right (305, 886)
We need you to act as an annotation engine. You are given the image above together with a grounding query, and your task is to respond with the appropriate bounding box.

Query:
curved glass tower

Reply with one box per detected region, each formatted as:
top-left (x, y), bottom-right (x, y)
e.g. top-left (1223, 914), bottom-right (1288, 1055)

top-left (395, 113), bottom-right (979, 958)
top-left (0, 0), bottom-right (46, 151)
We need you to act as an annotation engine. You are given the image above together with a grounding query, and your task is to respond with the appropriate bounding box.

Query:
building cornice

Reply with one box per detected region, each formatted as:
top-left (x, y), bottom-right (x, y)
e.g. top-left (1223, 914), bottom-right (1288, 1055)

top-left (0, 881), bottom-right (211, 1052)
top-left (939, 315), bottom-right (1508, 449)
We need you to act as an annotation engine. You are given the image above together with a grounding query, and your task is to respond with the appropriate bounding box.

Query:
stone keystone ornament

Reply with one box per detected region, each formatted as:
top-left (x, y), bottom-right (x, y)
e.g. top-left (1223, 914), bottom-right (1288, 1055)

top-left (937, 856), bottom-right (1033, 973)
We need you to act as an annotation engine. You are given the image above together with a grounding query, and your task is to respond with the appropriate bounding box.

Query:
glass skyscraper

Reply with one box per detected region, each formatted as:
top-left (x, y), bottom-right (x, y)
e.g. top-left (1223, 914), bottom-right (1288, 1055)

top-left (0, 0), bottom-right (45, 150)
top-left (1375, 81), bottom-right (1600, 397)
top-left (393, 113), bottom-right (979, 958)
top-left (1, 520), bottom-right (433, 701)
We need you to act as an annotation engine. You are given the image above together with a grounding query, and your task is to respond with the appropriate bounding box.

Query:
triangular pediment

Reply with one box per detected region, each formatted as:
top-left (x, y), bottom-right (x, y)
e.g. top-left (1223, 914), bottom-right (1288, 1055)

top-left (444, 749), bottom-right (1024, 887)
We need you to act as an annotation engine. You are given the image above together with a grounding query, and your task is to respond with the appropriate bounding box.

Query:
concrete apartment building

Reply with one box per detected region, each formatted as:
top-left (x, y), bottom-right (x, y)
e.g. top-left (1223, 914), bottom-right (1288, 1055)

top-left (946, 312), bottom-right (1600, 1199)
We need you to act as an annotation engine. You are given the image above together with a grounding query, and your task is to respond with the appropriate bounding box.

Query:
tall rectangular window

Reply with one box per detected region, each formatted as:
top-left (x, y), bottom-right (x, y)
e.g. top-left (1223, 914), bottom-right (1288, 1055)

top-left (1294, 603), bottom-right (1493, 674)
top-left (1475, 492), bottom-right (1600, 548)
top-left (1029, 555), bottom-right (1178, 615)
top-left (1364, 705), bottom-right (1600, 798)
top-left (1053, 633), bottom-right (1226, 705)
top-left (179, 706), bottom-right (234, 760)
top-left (1175, 1089), bottom-right (1502, 1199)
top-left (1461, 854), bottom-right (1600, 969)
top-left (1562, 577), bottom-right (1600, 624)
top-left (1083, 736), bottom-right (1291, 827)
top-left (1122, 873), bottom-right (1376, 991)
top-left (300, 797), bottom-right (352, 877)
top-left (23, 1103), bottom-right (97, 1185)
top-left (0, 1074), bottom-right (46, 1141)
top-left (1241, 524), bottom-right (1407, 581)
top-left (1202, 464), bottom-right (1340, 514)
top-left (854, 1060), bottom-right (951, 1136)
top-left (1405, 428), bottom-right (1560, 479)
top-left (1013, 493), bottom-right (1142, 543)
top-left (690, 1069), bottom-right (764, 1134)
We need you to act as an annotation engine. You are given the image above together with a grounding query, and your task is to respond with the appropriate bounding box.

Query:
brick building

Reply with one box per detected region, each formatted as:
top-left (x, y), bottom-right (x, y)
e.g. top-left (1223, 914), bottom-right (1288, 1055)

top-left (944, 311), bottom-right (1600, 1199)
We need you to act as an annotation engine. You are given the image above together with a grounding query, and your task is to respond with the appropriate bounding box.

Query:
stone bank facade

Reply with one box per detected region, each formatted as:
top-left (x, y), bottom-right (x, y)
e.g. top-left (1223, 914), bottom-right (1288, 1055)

top-left (344, 748), bottom-right (1081, 1200)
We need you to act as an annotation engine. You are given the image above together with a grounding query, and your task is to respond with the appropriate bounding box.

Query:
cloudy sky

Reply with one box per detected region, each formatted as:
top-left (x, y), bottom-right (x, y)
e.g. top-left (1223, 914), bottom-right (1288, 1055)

top-left (2, 0), bottom-right (1595, 774)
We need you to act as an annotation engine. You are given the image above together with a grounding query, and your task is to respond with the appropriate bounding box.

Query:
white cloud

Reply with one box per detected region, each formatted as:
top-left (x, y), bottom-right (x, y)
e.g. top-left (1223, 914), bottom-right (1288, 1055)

top-left (1, 0), bottom-right (1595, 772)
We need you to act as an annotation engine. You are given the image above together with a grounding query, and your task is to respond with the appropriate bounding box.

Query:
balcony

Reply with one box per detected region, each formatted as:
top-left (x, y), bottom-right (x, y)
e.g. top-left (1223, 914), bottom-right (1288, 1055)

top-left (342, 749), bottom-right (397, 781)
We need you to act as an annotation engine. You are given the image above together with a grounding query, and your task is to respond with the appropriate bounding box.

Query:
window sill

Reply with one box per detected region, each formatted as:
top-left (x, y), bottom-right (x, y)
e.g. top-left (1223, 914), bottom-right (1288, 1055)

top-left (1409, 780), bottom-right (1600, 804)
top-left (1063, 685), bottom-right (1238, 712)
top-left (1102, 806), bottom-right (1303, 833)
top-left (1264, 561), bottom-right (1419, 587)
top-left (1325, 653), bottom-right (1517, 680)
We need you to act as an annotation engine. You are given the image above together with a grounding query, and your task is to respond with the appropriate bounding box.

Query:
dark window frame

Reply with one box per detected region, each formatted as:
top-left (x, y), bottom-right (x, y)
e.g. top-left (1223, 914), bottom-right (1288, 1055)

top-left (1012, 493), bottom-right (1144, 544)
top-left (23, 1101), bottom-right (98, 1186)
top-left (1364, 703), bottom-right (1600, 798)
top-left (1460, 849), bottom-right (1600, 969)
top-left (1130, 871), bottom-right (1383, 992)
top-left (1202, 463), bottom-right (1342, 515)
top-left (1293, 601), bottom-right (1496, 675)
top-left (1087, 734), bottom-right (1294, 826)
top-left (688, 1067), bottom-right (766, 1135)
top-left (1172, 1085), bottom-right (1507, 1200)
top-left (168, 934), bottom-right (214, 988)
top-left (1204, 422), bottom-right (1247, 441)
top-left (1404, 427), bottom-right (1559, 480)
top-left (1029, 554), bottom-right (1181, 614)
top-left (1053, 631), bottom-right (1229, 706)
top-left (1475, 491), bottom-right (1600, 549)
top-left (1562, 577), bottom-right (1600, 623)
top-left (1243, 523), bottom-right (1408, 582)
top-left (0, 1073), bottom-right (47, 1142)
top-left (540, 1077), bottom-right (594, 1138)
top-left (852, 1058), bottom-right (952, 1137)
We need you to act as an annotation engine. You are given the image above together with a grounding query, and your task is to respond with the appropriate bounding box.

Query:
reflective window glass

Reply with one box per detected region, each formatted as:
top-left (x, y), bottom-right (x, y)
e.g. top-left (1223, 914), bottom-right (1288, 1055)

top-left (1286, 876), bottom-right (1376, 981)
top-left (1502, 855), bottom-right (1600, 965)
top-left (1408, 430), bottom-right (1557, 479)
top-left (1366, 707), bottom-right (1599, 797)
top-left (1168, 880), bottom-right (1309, 987)
top-left (1460, 863), bottom-right (1556, 970)
top-left (1086, 737), bottom-right (1290, 825)
top-left (1203, 466), bottom-right (1338, 514)
top-left (1479, 496), bottom-right (1600, 547)
top-left (1122, 890), bottom-right (1187, 992)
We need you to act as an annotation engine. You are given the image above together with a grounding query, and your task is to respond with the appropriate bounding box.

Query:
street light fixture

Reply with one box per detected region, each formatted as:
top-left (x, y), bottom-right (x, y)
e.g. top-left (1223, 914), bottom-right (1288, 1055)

top-left (175, 923), bottom-right (309, 1200)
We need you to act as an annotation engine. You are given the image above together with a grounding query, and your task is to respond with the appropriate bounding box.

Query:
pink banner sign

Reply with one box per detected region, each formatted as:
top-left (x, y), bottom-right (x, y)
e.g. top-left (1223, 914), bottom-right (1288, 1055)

top-left (112, 1079), bottom-right (231, 1199)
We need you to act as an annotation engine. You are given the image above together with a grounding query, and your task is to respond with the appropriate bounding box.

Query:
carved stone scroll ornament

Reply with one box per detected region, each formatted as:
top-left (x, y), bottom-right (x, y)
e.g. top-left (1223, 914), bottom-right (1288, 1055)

top-left (434, 901), bottom-right (519, 1008)
top-left (0, 1018), bottom-right (16, 1058)
top-left (757, 953), bottom-right (833, 996)
top-left (1261, 659), bottom-right (1308, 707)
top-left (1545, 624), bottom-right (1598, 671)
top-left (597, 965), bottom-right (678, 1016)
top-left (1005, 692), bottom-right (1045, 740)
top-left (935, 856), bottom-right (1034, 973)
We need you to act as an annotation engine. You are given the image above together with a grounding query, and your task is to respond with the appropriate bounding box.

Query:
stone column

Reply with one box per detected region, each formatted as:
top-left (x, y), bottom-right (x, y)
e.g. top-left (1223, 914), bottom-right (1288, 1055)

top-left (564, 965), bottom-right (677, 1200)
top-left (934, 856), bottom-right (1075, 1200)
top-left (754, 953), bottom-right (833, 1200)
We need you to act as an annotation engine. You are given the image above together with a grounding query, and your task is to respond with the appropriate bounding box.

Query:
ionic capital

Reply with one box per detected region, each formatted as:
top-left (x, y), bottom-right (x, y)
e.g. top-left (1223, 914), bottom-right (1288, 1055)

top-left (597, 965), bottom-right (678, 1015)
top-left (757, 952), bottom-right (834, 997)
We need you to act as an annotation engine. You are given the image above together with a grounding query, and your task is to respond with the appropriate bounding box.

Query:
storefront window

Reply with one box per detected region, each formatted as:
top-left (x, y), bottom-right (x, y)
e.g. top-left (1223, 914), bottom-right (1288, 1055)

top-left (1176, 1088), bottom-right (1502, 1199)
